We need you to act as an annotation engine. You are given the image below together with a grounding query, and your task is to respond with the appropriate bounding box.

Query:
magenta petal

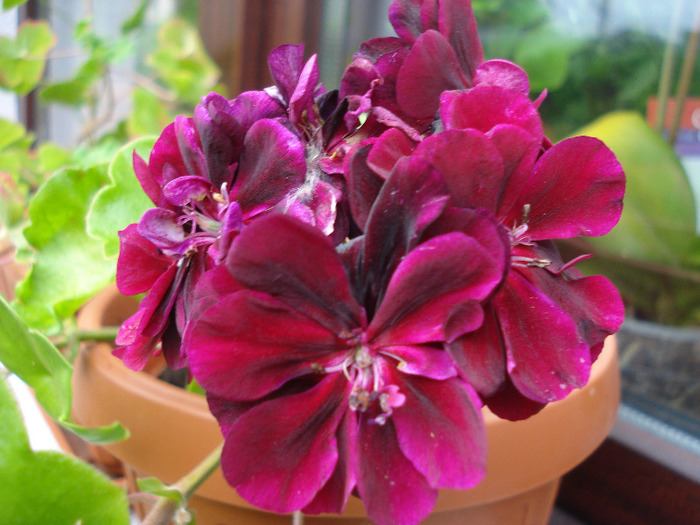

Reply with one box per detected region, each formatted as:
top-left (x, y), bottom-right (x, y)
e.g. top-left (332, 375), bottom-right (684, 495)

top-left (367, 128), bottom-right (416, 178)
top-left (355, 418), bottom-right (436, 525)
top-left (474, 59), bottom-right (530, 94)
top-left (392, 372), bottom-right (486, 489)
top-left (344, 140), bottom-right (385, 231)
top-left (232, 119), bottom-right (306, 217)
top-left (379, 345), bottom-right (456, 381)
top-left (148, 122), bottom-right (188, 185)
top-left (503, 136), bottom-right (626, 239)
top-left (496, 271), bottom-right (591, 402)
top-left (226, 213), bottom-right (366, 335)
top-left (397, 30), bottom-right (468, 119)
top-left (412, 129), bottom-right (505, 211)
top-left (484, 374), bottom-right (546, 421)
top-left (174, 116), bottom-right (206, 178)
top-left (441, 85), bottom-right (543, 140)
top-left (187, 290), bottom-right (345, 402)
top-left (113, 309), bottom-right (158, 371)
top-left (447, 305), bottom-right (506, 396)
top-left (162, 175), bottom-right (217, 206)
top-left (116, 224), bottom-right (172, 295)
top-left (433, 0), bottom-right (483, 78)
top-left (221, 374), bottom-right (350, 513)
top-left (289, 54), bottom-right (321, 125)
top-left (369, 232), bottom-right (502, 345)
top-left (230, 90), bottom-right (286, 131)
top-left (133, 152), bottom-right (161, 205)
top-left (388, 0), bottom-right (423, 43)
top-left (268, 43), bottom-right (305, 104)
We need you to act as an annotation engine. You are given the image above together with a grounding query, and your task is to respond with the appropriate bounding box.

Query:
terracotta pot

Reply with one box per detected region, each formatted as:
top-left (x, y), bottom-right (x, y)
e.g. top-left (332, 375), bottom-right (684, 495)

top-left (73, 285), bottom-right (620, 525)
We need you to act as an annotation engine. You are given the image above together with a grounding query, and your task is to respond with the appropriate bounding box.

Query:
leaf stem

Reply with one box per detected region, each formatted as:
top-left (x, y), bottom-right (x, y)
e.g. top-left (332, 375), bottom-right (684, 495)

top-left (51, 327), bottom-right (121, 348)
top-left (142, 442), bottom-right (224, 525)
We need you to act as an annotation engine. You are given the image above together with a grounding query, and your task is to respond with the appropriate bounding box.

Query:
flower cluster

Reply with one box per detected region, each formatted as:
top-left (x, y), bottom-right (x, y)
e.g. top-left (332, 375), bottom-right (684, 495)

top-left (116, 1), bottom-right (625, 524)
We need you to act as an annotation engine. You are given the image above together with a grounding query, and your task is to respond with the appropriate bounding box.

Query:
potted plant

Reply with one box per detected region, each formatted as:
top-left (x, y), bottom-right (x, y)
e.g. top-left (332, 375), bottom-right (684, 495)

top-left (1, 1), bottom-right (626, 524)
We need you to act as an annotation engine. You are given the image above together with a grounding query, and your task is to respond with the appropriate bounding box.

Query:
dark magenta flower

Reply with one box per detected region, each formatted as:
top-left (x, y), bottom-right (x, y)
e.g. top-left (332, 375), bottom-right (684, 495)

top-left (184, 158), bottom-right (509, 525)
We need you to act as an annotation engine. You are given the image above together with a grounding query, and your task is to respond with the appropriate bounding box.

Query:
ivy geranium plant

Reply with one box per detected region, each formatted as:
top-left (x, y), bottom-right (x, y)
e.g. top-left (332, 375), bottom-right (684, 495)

top-left (1, 1), bottom-right (626, 525)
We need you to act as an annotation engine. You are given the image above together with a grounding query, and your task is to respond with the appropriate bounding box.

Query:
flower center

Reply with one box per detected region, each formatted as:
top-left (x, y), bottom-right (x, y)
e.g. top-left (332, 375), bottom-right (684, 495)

top-left (509, 204), bottom-right (551, 269)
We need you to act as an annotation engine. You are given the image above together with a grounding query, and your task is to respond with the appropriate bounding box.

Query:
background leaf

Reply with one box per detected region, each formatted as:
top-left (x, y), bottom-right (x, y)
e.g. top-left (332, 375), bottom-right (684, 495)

top-left (0, 375), bottom-right (130, 525)
top-left (0, 21), bottom-right (55, 95)
top-left (15, 166), bottom-right (115, 331)
top-left (88, 137), bottom-right (156, 258)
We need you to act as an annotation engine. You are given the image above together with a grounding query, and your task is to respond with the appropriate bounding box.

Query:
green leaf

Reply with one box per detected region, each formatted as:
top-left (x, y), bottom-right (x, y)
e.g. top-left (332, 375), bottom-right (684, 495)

top-left (121, 0), bottom-right (150, 34)
top-left (0, 375), bottom-right (130, 525)
top-left (3, 0), bottom-right (28, 9)
top-left (88, 137), bottom-right (156, 258)
top-left (37, 143), bottom-right (71, 173)
top-left (40, 57), bottom-right (104, 106)
top-left (16, 166), bottom-right (115, 331)
top-left (0, 118), bottom-right (26, 150)
top-left (0, 294), bottom-right (129, 442)
top-left (127, 87), bottom-right (172, 137)
top-left (137, 477), bottom-right (184, 503)
top-left (0, 21), bottom-right (55, 95)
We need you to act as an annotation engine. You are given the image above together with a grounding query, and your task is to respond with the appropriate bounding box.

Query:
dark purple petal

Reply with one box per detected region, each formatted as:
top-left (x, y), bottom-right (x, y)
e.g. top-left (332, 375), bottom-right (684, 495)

top-left (276, 177), bottom-right (342, 237)
top-left (483, 374), bottom-right (546, 421)
top-left (148, 122), bottom-right (188, 185)
top-left (220, 374), bottom-right (350, 513)
top-left (174, 116), bottom-right (206, 177)
top-left (441, 85), bottom-right (543, 140)
top-left (137, 208), bottom-right (184, 250)
top-left (474, 59), bottom-right (530, 94)
top-left (302, 409), bottom-right (358, 515)
top-left (339, 57), bottom-right (378, 100)
top-left (361, 156), bottom-right (450, 305)
top-left (344, 140), bottom-right (385, 231)
top-left (232, 119), bottom-right (306, 217)
top-left (495, 271), bottom-right (591, 402)
top-left (432, 0), bottom-right (483, 79)
top-left (388, 0), bottom-right (423, 42)
top-left (368, 232), bottom-right (503, 346)
top-left (226, 213), bottom-right (366, 335)
top-left (116, 223), bottom-right (173, 295)
top-left (412, 129), bottom-right (504, 212)
top-left (230, 90), bottom-right (286, 132)
top-left (188, 290), bottom-right (345, 402)
top-left (355, 418), bottom-right (436, 525)
top-left (392, 371), bottom-right (486, 489)
top-left (268, 43), bottom-right (306, 104)
top-left (133, 151), bottom-right (161, 205)
top-left (194, 92), bottom-right (243, 186)
top-left (397, 30), bottom-right (468, 119)
top-left (113, 309), bottom-right (159, 371)
top-left (447, 304), bottom-right (506, 396)
top-left (502, 136), bottom-right (626, 240)
top-left (289, 54), bottom-right (321, 125)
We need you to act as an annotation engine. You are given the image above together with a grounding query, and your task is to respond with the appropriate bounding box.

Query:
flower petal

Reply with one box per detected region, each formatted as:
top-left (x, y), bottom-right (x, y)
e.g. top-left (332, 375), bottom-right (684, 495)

top-left (495, 271), bottom-right (591, 402)
top-left (367, 128), bottom-right (416, 178)
top-left (220, 374), bottom-right (350, 513)
top-left (392, 371), bottom-right (486, 490)
top-left (232, 119), bottom-right (307, 217)
top-left (344, 140), bottom-right (385, 231)
top-left (502, 136), bottom-right (625, 239)
top-left (187, 290), bottom-right (346, 402)
top-left (474, 59), bottom-right (530, 94)
top-left (226, 213), bottom-right (365, 335)
top-left (116, 223), bottom-right (173, 295)
top-left (137, 208), bottom-right (184, 251)
top-left (268, 43), bottom-right (306, 104)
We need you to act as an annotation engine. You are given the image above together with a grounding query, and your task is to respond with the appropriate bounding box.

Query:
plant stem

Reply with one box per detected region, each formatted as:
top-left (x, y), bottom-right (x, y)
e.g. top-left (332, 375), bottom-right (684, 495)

top-left (293, 510), bottom-right (305, 525)
top-left (669, 0), bottom-right (700, 145)
top-left (51, 327), bottom-right (121, 348)
top-left (142, 442), bottom-right (224, 525)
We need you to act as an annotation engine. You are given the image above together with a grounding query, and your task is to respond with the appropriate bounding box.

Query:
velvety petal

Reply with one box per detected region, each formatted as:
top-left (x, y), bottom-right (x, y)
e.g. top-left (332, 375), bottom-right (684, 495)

top-left (276, 177), bottom-right (341, 237)
top-left (412, 129), bottom-right (504, 212)
top-left (174, 116), bottom-right (206, 177)
top-left (432, 0), bottom-right (483, 78)
top-left (495, 271), bottom-right (591, 402)
top-left (484, 374), bottom-right (546, 421)
top-left (194, 92), bottom-right (242, 186)
top-left (289, 54), bottom-right (320, 126)
top-left (187, 290), bottom-right (346, 402)
top-left (113, 309), bottom-right (159, 371)
top-left (397, 30), bottom-right (468, 119)
top-left (226, 213), bottom-right (366, 335)
top-left (474, 59), bottom-right (530, 94)
top-left (368, 232), bottom-right (502, 346)
top-left (116, 223), bottom-right (173, 295)
top-left (139, 262), bottom-right (185, 338)
top-left (137, 208), bottom-right (185, 251)
top-left (361, 156), bottom-right (450, 305)
top-left (344, 140), bottom-right (385, 231)
top-left (502, 136), bottom-right (626, 240)
top-left (232, 119), bottom-right (306, 217)
top-left (392, 371), bottom-right (486, 489)
top-left (441, 85), bottom-right (543, 140)
top-left (367, 127), bottom-right (416, 178)
top-left (132, 151), bottom-right (161, 205)
top-left (268, 43), bottom-right (305, 104)
top-left (388, 0), bottom-right (423, 43)
top-left (148, 122), bottom-right (188, 185)
top-left (230, 90), bottom-right (286, 132)
top-left (355, 418), bottom-right (436, 525)
top-left (447, 304), bottom-right (506, 396)
top-left (221, 374), bottom-right (350, 513)
top-left (302, 408), bottom-right (358, 515)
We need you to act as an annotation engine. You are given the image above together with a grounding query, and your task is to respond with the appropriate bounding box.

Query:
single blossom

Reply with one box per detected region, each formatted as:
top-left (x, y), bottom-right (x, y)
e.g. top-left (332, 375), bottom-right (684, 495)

top-left (185, 158), bottom-right (509, 525)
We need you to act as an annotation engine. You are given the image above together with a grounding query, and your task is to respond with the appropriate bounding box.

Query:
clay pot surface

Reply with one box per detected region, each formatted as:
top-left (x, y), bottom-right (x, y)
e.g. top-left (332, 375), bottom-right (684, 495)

top-left (74, 285), bottom-right (620, 524)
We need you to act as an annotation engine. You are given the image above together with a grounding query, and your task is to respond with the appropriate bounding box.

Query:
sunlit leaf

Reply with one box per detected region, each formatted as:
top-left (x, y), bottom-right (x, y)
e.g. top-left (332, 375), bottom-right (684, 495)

top-left (0, 375), bottom-right (130, 525)
top-left (0, 20), bottom-right (55, 94)
top-left (137, 477), bottom-right (184, 503)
